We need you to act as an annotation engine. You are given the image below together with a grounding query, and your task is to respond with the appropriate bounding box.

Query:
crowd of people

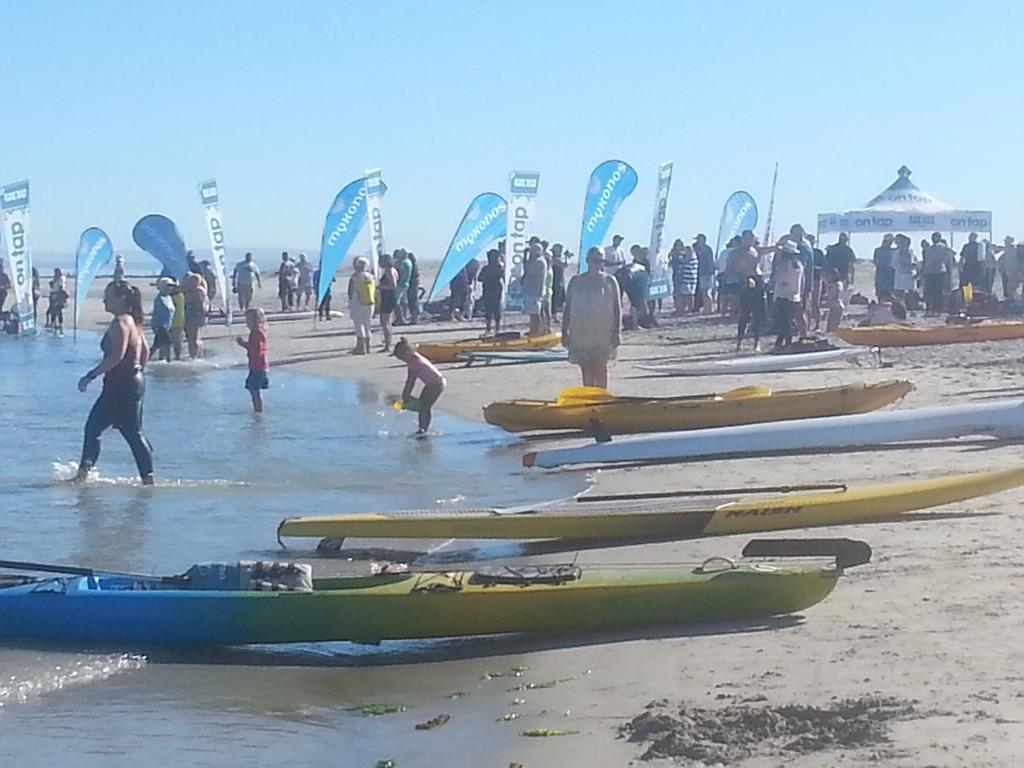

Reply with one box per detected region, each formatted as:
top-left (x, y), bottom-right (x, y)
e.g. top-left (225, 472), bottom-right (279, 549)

top-left (7, 224), bottom-right (1023, 484)
top-left (870, 232), bottom-right (1024, 319)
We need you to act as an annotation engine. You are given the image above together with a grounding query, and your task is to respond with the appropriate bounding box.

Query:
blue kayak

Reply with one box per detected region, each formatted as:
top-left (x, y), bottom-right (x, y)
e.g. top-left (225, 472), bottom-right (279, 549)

top-left (0, 552), bottom-right (848, 647)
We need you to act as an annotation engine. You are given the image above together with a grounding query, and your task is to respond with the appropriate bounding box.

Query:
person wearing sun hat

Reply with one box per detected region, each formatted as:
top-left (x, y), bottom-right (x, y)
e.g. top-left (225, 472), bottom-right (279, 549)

top-left (561, 247), bottom-right (622, 388)
top-left (770, 239), bottom-right (805, 349)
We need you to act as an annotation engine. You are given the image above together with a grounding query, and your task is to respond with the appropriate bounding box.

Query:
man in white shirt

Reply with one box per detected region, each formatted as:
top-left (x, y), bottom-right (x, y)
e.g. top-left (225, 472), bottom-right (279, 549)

top-left (232, 252), bottom-right (262, 311)
top-left (603, 234), bottom-right (626, 275)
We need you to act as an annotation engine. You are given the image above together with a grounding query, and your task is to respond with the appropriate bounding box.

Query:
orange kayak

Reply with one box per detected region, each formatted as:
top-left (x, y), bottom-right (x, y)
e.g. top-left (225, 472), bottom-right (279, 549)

top-left (483, 380), bottom-right (914, 434)
top-left (836, 321), bottom-right (1024, 347)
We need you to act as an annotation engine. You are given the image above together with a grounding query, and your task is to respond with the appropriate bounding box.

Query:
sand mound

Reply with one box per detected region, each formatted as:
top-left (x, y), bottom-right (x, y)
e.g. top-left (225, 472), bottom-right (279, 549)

top-left (620, 695), bottom-right (917, 764)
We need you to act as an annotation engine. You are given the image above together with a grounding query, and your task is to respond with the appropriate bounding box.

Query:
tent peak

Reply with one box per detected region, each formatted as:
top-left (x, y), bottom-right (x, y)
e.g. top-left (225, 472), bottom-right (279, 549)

top-left (863, 166), bottom-right (951, 213)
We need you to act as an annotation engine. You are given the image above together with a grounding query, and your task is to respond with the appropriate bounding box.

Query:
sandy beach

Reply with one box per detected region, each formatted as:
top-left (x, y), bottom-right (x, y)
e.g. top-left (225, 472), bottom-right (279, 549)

top-left (67, 266), bottom-right (1024, 768)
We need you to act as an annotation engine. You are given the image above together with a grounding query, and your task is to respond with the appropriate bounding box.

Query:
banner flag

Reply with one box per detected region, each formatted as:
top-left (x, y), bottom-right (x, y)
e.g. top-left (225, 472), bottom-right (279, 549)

top-left (198, 179), bottom-right (231, 325)
top-left (428, 192), bottom-right (507, 301)
top-left (646, 161), bottom-right (674, 299)
top-left (316, 176), bottom-right (388, 303)
top-left (74, 227), bottom-right (114, 323)
top-left (132, 214), bottom-right (189, 279)
top-left (364, 169), bottom-right (386, 277)
top-left (715, 191), bottom-right (758, 255)
top-left (1, 180), bottom-right (35, 333)
top-left (504, 171), bottom-right (540, 310)
top-left (578, 160), bottom-right (638, 272)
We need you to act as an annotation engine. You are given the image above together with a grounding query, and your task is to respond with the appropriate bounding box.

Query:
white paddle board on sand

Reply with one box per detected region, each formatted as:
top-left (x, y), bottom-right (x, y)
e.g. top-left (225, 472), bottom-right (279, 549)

top-left (637, 347), bottom-right (874, 376)
top-left (523, 399), bottom-right (1024, 468)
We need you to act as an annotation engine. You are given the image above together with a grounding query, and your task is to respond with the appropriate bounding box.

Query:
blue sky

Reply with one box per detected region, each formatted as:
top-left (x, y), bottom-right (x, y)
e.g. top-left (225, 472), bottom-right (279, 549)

top-left (4, 0), bottom-right (1021, 262)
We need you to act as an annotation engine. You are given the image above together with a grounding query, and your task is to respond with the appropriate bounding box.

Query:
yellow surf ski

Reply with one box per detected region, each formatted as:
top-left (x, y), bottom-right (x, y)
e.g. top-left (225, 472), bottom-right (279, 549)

top-left (278, 467), bottom-right (1024, 543)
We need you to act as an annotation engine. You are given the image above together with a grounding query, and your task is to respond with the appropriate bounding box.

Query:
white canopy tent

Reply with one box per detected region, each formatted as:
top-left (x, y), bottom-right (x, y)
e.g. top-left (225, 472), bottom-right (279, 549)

top-left (817, 166), bottom-right (992, 241)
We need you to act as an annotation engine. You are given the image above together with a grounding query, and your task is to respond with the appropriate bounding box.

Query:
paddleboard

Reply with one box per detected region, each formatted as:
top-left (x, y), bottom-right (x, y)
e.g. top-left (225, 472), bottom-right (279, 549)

top-left (457, 349), bottom-right (568, 365)
top-left (637, 347), bottom-right (874, 376)
top-left (523, 399), bottom-right (1024, 468)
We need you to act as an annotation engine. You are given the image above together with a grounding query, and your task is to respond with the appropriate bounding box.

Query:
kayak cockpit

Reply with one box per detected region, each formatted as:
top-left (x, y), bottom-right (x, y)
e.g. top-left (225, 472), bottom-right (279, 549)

top-left (0, 561), bottom-right (315, 595)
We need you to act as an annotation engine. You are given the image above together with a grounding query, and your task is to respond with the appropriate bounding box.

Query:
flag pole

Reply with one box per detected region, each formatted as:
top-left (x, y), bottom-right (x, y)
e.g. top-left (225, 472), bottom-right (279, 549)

top-left (763, 162), bottom-right (779, 245)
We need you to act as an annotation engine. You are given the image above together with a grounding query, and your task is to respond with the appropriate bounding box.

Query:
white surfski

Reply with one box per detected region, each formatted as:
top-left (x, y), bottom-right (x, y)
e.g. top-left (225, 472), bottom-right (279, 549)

top-left (637, 347), bottom-right (874, 376)
top-left (457, 349), bottom-right (568, 365)
top-left (523, 399), bottom-right (1024, 468)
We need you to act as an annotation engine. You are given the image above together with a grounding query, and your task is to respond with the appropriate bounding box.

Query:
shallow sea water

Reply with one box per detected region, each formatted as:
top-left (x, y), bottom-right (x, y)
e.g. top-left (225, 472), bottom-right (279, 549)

top-left (0, 332), bottom-right (585, 766)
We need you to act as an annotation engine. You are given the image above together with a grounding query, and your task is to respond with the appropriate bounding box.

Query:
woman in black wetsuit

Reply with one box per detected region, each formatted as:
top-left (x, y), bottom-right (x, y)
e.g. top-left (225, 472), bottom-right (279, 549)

top-left (75, 281), bottom-right (154, 485)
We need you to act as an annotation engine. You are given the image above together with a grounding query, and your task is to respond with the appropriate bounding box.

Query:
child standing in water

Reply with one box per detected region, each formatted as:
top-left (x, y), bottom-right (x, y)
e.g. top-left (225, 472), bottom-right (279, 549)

top-left (236, 308), bottom-right (269, 413)
top-left (393, 337), bottom-right (446, 435)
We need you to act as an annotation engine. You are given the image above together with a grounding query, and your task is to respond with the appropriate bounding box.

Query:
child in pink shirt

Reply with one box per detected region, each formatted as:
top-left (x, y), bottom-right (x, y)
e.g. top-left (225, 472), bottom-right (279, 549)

top-left (394, 337), bottom-right (446, 435)
top-left (236, 308), bottom-right (269, 413)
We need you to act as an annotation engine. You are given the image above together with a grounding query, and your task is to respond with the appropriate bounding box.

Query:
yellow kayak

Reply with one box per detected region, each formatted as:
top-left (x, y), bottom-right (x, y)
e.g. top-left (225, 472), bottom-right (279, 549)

top-left (277, 466), bottom-right (1024, 542)
top-left (483, 380), bottom-right (913, 434)
top-left (417, 332), bottom-right (561, 363)
top-left (837, 321), bottom-right (1024, 347)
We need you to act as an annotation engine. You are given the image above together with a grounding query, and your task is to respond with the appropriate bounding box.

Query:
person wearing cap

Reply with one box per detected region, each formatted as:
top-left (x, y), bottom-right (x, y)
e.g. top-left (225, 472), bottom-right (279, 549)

top-left (825, 232), bottom-right (856, 286)
top-left (770, 240), bottom-right (805, 349)
top-left (603, 234), bottom-right (626, 275)
top-left (731, 230), bottom-right (768, 351)
top-left (562, 247), bottom-right (621, 388)
top-left (151, 277), bottom-right (177, 362)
